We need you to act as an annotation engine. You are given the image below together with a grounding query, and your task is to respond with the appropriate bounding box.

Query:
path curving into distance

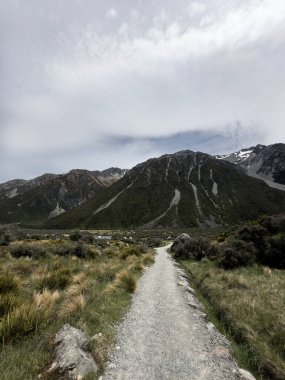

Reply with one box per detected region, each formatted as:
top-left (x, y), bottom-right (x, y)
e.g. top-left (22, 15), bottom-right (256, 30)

top-left (103, 245), bottom-right (252, 380)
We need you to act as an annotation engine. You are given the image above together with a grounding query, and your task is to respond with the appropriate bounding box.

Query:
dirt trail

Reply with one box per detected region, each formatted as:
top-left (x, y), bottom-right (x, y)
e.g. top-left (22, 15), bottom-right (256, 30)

top-left (103, 245), bottom-right (252, 380)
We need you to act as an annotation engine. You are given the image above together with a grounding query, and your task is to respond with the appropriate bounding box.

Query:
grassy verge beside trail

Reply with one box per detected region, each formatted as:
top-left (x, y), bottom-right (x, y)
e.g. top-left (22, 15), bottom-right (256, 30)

top-left (180, 260), bottom-right (285, 380)
top-left (0, 238), bottom-right (155, 379)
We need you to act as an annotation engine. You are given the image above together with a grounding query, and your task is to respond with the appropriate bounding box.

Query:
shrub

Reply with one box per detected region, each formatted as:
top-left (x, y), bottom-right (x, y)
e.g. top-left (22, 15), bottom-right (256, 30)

top-left (53, 242), bottom-right (93, 258)
top-left (72, 242), bottom-right (93, 259)
top-left (259, 234), bottom-right (285, 269)
top-left (172, 235), bottom-right (218, 260)
top-left (138, 243), bottom-right (148, 253)
top-left (219, 239), bottom-right (257, 269)
top-left (147, 238), bottom-right (162, 248)
top-left (0, 233), bottom-right (11, 246)
top-left (235, 224), bottom-right (267, 258)
top-left (70, 230), bottom-right (94, 244)
top-left (10, 243), bottom-right (47, 259)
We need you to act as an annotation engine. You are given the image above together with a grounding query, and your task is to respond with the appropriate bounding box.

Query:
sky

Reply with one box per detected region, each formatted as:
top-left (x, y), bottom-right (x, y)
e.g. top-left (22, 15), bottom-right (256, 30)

top-left (1, 0), bottom-right (285, 182)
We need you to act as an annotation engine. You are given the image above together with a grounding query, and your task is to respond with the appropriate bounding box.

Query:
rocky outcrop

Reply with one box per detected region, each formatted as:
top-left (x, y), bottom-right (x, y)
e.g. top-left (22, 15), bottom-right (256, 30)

top-left (216, 143), bottom-right (285, 191)
top-left (48, 324), bottom-right (97, 379)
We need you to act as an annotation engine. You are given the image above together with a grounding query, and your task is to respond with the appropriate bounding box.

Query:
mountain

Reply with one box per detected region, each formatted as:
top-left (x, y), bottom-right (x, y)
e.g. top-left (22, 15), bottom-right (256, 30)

top-left (47, 150), bottom-right (285, 229)
top-left (0, 168), bottom-right (127, 223)
top-left (215, 143), bottom-right (285, 191)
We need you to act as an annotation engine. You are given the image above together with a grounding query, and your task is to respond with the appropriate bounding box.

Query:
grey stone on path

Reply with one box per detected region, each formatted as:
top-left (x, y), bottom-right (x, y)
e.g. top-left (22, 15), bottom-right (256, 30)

top-left (48, 324), bottom-right (97, 379)
top-left (104, 245), bottom-right (255, 380)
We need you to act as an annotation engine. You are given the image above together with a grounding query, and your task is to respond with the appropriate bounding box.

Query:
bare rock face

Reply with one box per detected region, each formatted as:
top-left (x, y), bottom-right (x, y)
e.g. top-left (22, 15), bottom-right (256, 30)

top-left (49, 324), bottom-right (97, 379)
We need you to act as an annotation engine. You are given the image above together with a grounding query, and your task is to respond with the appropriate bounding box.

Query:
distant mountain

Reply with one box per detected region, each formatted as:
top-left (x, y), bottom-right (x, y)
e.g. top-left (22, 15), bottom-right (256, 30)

top-left (215, 143), bottom-right (285, 191)
top-left (0, 168), bottom-right (127, 223)
top-left (48, 150), bottom-right (285, 229)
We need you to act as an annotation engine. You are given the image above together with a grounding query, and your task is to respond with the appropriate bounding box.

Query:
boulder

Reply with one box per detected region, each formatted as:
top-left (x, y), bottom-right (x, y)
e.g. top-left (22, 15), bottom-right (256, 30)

top-left (49, 324), bottom-right (97, 379)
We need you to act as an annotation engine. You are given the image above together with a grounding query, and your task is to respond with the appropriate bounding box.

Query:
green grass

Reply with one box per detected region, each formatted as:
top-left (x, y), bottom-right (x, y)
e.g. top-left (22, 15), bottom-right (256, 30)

top-left (0, 238), bottom-right (155, 379)
top-left (180, 259), bottom-right (285, 379)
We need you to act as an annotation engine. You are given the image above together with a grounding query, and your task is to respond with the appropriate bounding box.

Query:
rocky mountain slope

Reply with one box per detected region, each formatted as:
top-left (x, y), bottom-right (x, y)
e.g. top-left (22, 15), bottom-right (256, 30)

top-left (0, 168), bottom-right (127, 223)
top-left (48, 150), bottom-right (285, 229)
top-left (216, 143), bottom-right (285, 191)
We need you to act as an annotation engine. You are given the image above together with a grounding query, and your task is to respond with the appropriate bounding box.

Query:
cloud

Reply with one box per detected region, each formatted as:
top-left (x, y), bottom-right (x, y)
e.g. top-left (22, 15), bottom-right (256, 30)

top-left (188, 2), bottom-right (206, 17)
top-left (106, 7), bottom-right (118, 19)
top-left (0, 0), bottom-right (285, 181)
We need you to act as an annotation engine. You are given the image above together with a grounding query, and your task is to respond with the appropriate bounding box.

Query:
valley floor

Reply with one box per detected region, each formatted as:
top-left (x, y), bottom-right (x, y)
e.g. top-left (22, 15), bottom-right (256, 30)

top-left (103, 245), bottom-right (246, 380)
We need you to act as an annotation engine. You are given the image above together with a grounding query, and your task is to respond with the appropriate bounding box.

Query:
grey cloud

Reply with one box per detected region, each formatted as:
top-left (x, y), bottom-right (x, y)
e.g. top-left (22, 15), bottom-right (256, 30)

top-left (0, 0), bottom-right (284, 182)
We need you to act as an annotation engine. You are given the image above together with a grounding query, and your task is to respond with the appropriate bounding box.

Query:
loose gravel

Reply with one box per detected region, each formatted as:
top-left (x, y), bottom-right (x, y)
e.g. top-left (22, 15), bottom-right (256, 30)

top-left (103, 245), bottom-right (252, 380)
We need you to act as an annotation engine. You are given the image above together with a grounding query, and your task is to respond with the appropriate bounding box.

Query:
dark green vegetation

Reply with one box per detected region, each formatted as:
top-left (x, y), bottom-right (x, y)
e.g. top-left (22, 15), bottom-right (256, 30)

top-left (0, 233), bottom-right (155, 379)
top-left (48, 151), bottom-right (285, 229)
top-left (173, 215), bottom-right (285, 379)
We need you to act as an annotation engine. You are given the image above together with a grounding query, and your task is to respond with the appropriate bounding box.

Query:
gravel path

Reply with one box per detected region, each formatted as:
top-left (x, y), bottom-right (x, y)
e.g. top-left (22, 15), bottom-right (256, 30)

top-left (103, 245), bottom-right (252, 380)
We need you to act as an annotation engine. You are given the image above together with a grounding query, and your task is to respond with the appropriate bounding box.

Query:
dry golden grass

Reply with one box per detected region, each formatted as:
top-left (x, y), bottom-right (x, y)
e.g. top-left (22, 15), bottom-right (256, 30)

top-left (33, 289), bottom-right (60, 310)
top-left (59, 294), bottom-right (86, 317)
top-left (181, 260), bottom-right (285, 379)
top-left (0, 238), bottom-right (155, 379)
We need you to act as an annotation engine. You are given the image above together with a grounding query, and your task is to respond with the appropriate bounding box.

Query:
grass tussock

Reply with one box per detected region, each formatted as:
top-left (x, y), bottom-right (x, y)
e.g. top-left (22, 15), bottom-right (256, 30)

top-left (0, 303), bottom-right (52, 343)
top-left (181, 260), bottom-right (285, 379)
top-left (59, 294), bottom-right (86, 318)
top-left (0, 272), bottom-right (20, 294)
top-left (33, 269), bottom-right (71, 291)
top-left (33, 289), bottom-right (60, 310)
top-left (0, 236), bottom-right (155, 379)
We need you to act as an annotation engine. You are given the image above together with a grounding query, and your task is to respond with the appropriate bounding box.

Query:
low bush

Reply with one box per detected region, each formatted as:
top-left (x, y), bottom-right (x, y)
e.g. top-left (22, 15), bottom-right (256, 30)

top-left (234, 224), bottom-right (267, 259)
top-left (172, 236), bottom-right (218, 261)
top-left (259, 233), bottom-right (285, 269)
top-left (69, 230), bottom-right (94, 244)
top-left (219, 239), bottom-right (257, 269)
top-left (147, 237), bottom-right (162, 248)
top-left (10, 243), bottom-right (47, 259)
top-left (53, 242), bottom-right (93, 258)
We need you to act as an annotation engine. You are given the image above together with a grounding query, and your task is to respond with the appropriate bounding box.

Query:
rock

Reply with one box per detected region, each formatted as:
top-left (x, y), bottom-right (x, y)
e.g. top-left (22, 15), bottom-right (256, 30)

top-left (211, 346), bottom-right (231, 359)
top-left (238, 368), bottom-right (256, 380)
top-left (188, 301), bottom-right (201, 310)
top-left (48, 324), bottom-right (97, 379)
top-left (196, 311), bottom-right (207, 320)
top-left (185, 285), bottom-right (195, 294)
top-left (171, 233), bottom-right (191, 252)
top-left (207, 322), bottom-right (216, 332)
top-left (108, 363), bottom-right (116, 369)
top-left (91, 332), bottom-right (102, 341)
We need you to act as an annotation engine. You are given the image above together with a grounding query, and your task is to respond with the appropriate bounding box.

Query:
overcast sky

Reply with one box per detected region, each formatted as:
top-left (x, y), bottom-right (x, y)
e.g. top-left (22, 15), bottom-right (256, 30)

top-left (1, 0), bottom-right (285, 182)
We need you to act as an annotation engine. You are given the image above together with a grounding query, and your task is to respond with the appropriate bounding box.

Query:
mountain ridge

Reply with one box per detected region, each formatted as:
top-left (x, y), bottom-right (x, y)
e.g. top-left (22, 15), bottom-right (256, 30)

top-left (47, 149), bottom-right (285, 229)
